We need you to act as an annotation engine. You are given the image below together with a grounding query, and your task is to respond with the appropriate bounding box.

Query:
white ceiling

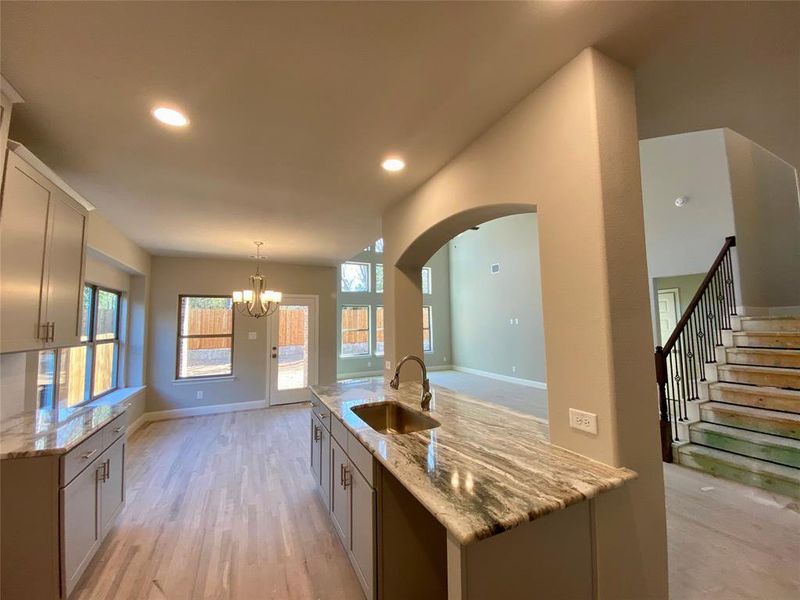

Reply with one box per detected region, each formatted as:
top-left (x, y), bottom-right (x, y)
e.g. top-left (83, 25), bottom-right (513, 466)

top-left (2, 1), bottom-right (700, 265)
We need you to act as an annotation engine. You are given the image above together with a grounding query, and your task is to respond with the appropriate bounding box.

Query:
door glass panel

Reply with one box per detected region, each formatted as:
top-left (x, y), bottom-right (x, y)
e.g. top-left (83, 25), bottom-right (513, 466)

top-left (277, 305), bottom-right (309, 390)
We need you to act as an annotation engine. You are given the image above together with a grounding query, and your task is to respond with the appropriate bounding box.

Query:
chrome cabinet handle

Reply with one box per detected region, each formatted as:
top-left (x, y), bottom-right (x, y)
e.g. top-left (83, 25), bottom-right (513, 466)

top-left (81, 448), bottom-right (98, 460)
top-left (106, 458), bottom-right (111, 480)
top-left (313, 425), bottom-right (321, 441)
top-left (342, 466), bottom-right (351, 489)
top-left (114, 426), bottom-right (126, 434)
top-left (38, 323), bottom-right (49, 341)
top-left (48, 322), bottom-right (55, 342)
top-left (319, 413), bottom-right (328, 420)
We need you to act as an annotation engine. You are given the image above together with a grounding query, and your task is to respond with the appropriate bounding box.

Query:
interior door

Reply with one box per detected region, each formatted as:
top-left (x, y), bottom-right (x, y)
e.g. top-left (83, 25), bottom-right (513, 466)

top-left (269, 295), bottom-right (318, 405)
top-left (657, 289), bottom-right (680, 345)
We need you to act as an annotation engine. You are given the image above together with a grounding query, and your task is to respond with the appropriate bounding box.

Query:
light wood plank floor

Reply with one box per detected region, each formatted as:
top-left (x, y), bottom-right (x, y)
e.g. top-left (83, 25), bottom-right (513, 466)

top-left (75, 396), bottom-right (799, 600)
top-left (73, 406), bottom-right (364, 600)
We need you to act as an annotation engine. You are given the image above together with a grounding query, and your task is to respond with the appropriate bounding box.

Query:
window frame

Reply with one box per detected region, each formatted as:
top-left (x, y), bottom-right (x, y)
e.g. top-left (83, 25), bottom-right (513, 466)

top-left (175, 294), bottom-right (235, 381)
top-left (49, 284), bottom-right (123, 412)
top-left (422, 305), bottom-right (434, 353)
top-left (340, 261), bottom-right (372, 293)
top-left (375, 305), bottom-right (384, 356)
top-left (422, 266), bottom-right (432, 295)
top-left (340, 304), bottom-right (371, 358)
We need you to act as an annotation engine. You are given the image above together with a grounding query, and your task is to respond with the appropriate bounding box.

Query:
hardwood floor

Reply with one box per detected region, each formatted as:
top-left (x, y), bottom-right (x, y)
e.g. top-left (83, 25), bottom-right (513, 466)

top-left (73, 406), bottom-right (363, 600)
top-left (74, 396), bottom-right (799, 599)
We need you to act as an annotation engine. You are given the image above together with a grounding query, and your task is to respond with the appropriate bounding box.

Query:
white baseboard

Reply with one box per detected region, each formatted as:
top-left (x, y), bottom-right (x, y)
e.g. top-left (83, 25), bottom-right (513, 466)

top-left (338, 370), bottom-right (382, 380)
top-left (127, 412), bottom-right (148, 436)
top-left (144, 399), bottom-right (268, 423)
top-left (451, 365), bottom-right (547, 390)
top-left (738, 305), bottom-right (800, 317)
top-left (428, 365), bottom-right (453, 372)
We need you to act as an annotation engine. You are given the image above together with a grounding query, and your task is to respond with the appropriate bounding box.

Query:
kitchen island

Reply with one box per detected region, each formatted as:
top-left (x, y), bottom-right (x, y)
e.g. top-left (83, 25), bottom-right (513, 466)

top-left (310, 378), bottom-right (636, 599)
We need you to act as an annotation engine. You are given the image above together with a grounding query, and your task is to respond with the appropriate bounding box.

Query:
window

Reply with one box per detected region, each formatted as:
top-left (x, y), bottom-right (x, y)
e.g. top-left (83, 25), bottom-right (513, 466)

top-left (341, 262), bottom-right (370, 292)
top-left (40, 285), bottom-right (122, 412)
top-left (421, 267), bottom-right (432, 294)
top-left (375, 264), bottom-right (384, 293)
top-left (422, 306), bottom-right (433, 352)
top-left (374, 238), bottom-right (384, 253)
top-left (177, 296), bottom-right (234, 379)
top-left (341, 305), bottom-right (370, 356)
top-left (375, 306), bottom-right (384, 355)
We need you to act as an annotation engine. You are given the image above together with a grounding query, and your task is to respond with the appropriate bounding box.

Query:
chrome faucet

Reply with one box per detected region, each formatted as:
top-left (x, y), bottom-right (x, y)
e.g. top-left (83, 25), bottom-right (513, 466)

top-left (390, 355), bottom-right (433, 411)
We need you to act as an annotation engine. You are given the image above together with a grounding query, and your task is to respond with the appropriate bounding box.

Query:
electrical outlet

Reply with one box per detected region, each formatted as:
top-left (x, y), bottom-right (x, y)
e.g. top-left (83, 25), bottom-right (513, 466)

top-left (248, 331), bottom-right (257, 340)
top-left (385, 361), bottom-right (391, 370)
top-left (509, 318), bottom-right (514, 325)
top-left (514, 318), bottom-right (519, 325)
top-left (511, 366), bottom-right (516, 373)
top-left (569, 408), bottom-right (597, 434)
top-left (367, 361), bottom-right (371, 367)
top-left (196, 390), bottom-right (204, 400)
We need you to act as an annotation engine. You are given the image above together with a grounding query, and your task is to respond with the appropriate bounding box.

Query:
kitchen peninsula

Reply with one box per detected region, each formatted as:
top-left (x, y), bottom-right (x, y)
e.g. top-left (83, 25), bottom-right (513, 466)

top-left (310, 379), bottom-right (636, 599)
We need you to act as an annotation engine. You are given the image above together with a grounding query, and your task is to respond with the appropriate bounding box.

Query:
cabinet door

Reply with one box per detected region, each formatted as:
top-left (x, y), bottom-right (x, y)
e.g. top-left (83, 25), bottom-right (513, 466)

top-left (61, 459), bottom-right (102, 598)
top-left (350, 462), bottom-right (376, 599)
top-left (99, 437), bottom-right (126, 538)
top-left (45, 189), bottom-right (86, 347)
top-left (319, 424), bottom-right (331, 511)
top-left (0, 152), bottom-right (50, 353)
top-left (330, 437), bottom-right (350, 548)
top-left (310, 415), bottom-right (321, 484)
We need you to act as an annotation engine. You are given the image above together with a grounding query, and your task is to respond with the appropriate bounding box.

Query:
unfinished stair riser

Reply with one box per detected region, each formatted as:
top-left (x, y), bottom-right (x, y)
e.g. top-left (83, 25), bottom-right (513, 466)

top-left (707, 383), bottom-right (800, 412)
top-left (688, 424), bottom-right (800, 468)
top-left (716, 365), bottom-right (800, 390)
top-left (735, 316), bottom-right (800, 333)
top-left (676, 445), bottom-right (800, 499)
top-left (732, 331), bottom-right (800, 349)
top-left (700, 403), bottom-right (800, 440)
top-left (724, 348), bottom-right (800, 369)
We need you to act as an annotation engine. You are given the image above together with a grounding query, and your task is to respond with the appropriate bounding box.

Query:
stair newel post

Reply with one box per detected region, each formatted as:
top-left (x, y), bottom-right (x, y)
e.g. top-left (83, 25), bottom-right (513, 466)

top-left (655, 346), bottom-right (674, 462)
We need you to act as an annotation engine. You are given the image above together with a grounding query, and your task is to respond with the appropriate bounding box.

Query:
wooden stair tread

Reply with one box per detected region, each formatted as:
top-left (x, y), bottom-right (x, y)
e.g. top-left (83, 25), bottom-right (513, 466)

top-left (717, 364), bottom-right (800, 375)
top-left (701, 401), bottom-right (800, 440)
top-left (701, 401), bottom-right (800, 424)
top-left (726, 348), bottom-right (800, 357)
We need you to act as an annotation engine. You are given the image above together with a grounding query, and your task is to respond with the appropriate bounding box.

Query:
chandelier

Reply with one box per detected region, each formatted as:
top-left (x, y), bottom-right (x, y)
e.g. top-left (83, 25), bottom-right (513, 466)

top-left (232, 241), bottom-right (282, 318)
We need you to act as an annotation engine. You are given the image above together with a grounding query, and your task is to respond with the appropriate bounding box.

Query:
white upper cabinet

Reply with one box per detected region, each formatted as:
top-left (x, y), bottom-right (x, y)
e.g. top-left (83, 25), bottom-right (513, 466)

top-left (0, 150), bottom-right (87, 353)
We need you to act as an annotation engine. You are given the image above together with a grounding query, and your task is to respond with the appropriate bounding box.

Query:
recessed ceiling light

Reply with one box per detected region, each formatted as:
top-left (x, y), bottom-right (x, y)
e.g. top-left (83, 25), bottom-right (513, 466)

top-left (152, 106), bottom-right (189, 127)
top-left (382, 157), bottom-right (405, 172)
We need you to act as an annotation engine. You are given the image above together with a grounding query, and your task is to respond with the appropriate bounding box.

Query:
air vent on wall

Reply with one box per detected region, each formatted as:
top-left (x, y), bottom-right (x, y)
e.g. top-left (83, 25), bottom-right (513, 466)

top-left (490, 263), bottom-right (500, 274)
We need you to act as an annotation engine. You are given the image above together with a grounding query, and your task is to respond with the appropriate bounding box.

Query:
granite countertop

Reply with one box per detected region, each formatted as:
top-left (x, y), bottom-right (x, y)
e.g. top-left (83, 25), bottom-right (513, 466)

top-left (0, 387), bottom-right (141, 459)
top-left (311, 379), bottom-right (636, 545)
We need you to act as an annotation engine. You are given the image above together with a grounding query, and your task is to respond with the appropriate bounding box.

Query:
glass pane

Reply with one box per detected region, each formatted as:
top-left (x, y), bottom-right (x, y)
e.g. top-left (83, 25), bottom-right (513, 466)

top-left (421, 267), bottom-right (432, 295)
top-left (374, 238), bottom-right (384, 253)
top-left (92, 343), bottom-right (117, 397)
top-left (57, 346), bottom-right (90, 407)
top-left (423, 306), bottom-right (433, 352)
top-left (340, 262), bottom-right (370, 292)
top-left (376, 264), bottom-right (384, 293)
top-left (80, 286), bottom-right (93, 342)
top-left (277, 305), bottom-right (309, 391)
top-left (375, 307), bottom-right (384, 355)
top-left (341, 306), bottom-right (370, 355)
top-left (180, 296), bottom-right (233, 336)
top-left (422, 306), bottom-right (430, 328)
top-left (95, 289), bottom-right (119, 340)
top-left (423, 329), bottom-right (432, 352)
top-left (37, 350), bottom-right (55, 410)
top-left (178, 337), bottom-right (232, 378)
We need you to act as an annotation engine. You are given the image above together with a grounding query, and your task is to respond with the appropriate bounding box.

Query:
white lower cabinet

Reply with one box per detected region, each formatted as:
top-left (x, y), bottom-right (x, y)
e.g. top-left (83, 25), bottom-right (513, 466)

top-left (61, 458), bottom-right (103, 598)
top-left (99, 437), bottom-right (126, 538)
top-left (310, 404), bottom-right (376, 599)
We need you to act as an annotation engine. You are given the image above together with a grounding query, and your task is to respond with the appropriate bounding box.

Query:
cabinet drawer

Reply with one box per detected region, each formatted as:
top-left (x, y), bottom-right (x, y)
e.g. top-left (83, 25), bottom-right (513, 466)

top-left (311, 399), bottom-right (331, 430)
top-left (331, 414), bottom-right (348, 447)
top-left (62, 431), bottom-right (105, 487)
top-left (103, 413), bottom-right (128, 447)
top-left (347, 431), bottom-right (374, 487)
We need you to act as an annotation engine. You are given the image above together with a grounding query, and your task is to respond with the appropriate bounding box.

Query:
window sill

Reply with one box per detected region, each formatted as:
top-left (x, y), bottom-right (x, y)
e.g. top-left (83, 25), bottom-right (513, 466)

top-left (172, 375), bottom-right (237, 385)
top-left (87, 386), bottom-right (147, 408)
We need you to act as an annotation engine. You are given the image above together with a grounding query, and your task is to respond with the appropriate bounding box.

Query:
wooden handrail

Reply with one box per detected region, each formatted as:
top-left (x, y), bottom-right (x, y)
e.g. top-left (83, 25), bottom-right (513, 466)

top-left (662, 236), bottom-right (736, 354)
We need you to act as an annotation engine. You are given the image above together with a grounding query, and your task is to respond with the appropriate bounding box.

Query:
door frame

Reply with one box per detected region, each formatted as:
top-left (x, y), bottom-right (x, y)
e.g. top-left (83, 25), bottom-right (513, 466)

top-left (656, 287), bottom-right (681, 345)
top-left (266, 294), bottom-right (319, 406)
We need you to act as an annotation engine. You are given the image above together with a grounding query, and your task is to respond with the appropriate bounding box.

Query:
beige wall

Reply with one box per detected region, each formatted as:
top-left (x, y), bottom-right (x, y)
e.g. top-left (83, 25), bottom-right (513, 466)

top-left (634, 2), bottom-right (800, 168)
top-left (147, 256), bottom-right (336, 413)
top-left (382, 48), bottom-right (667, 598)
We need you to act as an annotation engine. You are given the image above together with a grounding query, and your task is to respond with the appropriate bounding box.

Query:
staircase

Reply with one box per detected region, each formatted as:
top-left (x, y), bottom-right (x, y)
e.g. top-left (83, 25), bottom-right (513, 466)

top-left (674, 315), bottom-right (800, 498)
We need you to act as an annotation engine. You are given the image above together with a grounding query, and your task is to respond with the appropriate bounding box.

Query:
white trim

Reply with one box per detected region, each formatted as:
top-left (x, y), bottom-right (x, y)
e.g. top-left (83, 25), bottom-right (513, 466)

top-left (128, 412), bottom-right (148, 436)
top-left (144, 399), bottom-right (267, 423)
top-left (1, 75), bottom-right (24, 104)
top-left (7, 141), bottom-right (96, 211)
top-left (172, 375), bottom-right (237, 385)
top-left (452, 365), bottom-right (547, 390)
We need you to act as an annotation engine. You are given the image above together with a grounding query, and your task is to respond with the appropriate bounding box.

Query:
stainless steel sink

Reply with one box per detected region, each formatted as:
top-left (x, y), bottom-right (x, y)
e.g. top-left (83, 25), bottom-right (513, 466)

top-left (352, 401), bottom-right (440, 435)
